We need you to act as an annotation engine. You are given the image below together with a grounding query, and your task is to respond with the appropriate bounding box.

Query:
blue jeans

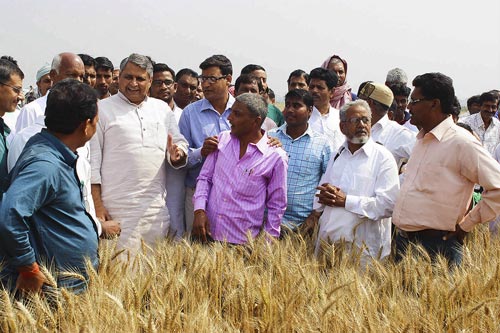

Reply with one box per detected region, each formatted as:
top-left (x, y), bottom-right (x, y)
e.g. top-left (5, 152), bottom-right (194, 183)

top-left (395, 230), bottom-right (463, 266)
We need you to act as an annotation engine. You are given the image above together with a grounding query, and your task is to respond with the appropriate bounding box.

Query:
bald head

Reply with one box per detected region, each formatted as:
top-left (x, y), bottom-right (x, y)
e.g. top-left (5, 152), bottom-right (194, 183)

top-left (50, 52), bottom-right (85, 84)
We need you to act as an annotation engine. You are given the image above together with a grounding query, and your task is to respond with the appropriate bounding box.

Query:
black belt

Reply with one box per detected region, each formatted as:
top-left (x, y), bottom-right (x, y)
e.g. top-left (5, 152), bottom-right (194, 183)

top-left (398, 229), bottom-right (448, 240)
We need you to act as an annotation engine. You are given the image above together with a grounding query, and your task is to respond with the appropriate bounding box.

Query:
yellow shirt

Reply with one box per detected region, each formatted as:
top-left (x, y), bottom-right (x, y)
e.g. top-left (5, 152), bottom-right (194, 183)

top-left (393, 116), bottom-right (500, 232)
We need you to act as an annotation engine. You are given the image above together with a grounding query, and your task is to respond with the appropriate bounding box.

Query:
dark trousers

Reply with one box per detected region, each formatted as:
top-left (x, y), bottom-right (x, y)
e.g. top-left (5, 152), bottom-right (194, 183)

top-left (395, 229), bottom-right (463, 266)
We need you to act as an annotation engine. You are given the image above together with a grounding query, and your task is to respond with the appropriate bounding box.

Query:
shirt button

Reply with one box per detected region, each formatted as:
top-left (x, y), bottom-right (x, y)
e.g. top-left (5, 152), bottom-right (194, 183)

top-left (143, 128), bottom-right (146, 131)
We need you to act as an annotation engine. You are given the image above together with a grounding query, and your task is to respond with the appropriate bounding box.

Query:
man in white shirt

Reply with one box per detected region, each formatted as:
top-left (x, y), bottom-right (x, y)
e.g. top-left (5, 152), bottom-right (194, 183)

top-left (308, 68), bottom-right (344, 152)
top-left (461, 92), bottom-right (500, 157)
top-left (304, 100), bottom-right (399, 268)
top-left (358, 82), bottom-right (415, 168)
top-left (149, 62), bottom-right (186, 239)
top-left (15, 53), bottom-right (85, 132)
top-left (90, 53), bottom-right (188, 252)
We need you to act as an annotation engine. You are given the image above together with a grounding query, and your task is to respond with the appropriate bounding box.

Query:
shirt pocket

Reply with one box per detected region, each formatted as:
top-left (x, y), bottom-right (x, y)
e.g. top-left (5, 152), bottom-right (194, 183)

top-left (142, 121), bottom-right (167, 150)
top-left (235, 172), bottom-right (264, 199)
top-left (348, 174), bottom-right (375, 196)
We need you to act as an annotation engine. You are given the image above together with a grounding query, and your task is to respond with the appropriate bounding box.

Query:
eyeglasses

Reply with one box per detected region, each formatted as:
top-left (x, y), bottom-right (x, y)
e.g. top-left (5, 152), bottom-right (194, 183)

top-left (199, 75), bottom-right (227, 84)
top-left (344, 116), bottom-right (371, 125)
top-left (408, 98), bottom-right (431, 106)
top-left (152, 79), bottom-right (174, 87)
top-left (0, 81), bottom-right (23, 95)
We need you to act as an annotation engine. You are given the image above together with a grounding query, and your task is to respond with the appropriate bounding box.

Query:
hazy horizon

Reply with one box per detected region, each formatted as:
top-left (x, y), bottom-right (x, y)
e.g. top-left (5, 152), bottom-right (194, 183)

top-left (2, 0), bottom-right (499, 101)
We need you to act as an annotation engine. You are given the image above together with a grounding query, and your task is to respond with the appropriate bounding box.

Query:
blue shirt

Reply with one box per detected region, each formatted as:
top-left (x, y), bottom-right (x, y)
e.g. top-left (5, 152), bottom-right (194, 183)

top-left (178, 95), bottom-right (234, 188)
top-left (0, 129), bottom-right (98, 292)
top-left (268, 124), bottom-right (331, 229)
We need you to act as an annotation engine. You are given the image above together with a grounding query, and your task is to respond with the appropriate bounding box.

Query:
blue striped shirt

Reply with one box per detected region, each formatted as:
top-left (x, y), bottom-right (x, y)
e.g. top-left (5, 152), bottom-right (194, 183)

top-left (268, 124), bottom-right (332, 229)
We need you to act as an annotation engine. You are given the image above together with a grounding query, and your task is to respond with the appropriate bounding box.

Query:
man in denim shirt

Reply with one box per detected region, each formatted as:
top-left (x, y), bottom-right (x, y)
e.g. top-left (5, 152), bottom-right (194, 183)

top-left (0, 79), bottom-right (99, 294)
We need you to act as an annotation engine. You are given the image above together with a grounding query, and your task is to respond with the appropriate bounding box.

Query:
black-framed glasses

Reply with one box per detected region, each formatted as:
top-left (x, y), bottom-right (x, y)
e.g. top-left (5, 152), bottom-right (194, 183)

top-left (408, 98), bottom-right (431, 106)
top-left (152, 79), bottom-right (174, 87)
top-left (199, 75), bottom-right (227, 84)
top-left (0, 81), bottom-right (23, 95)
top-left (344, 116), bottom-right (371, 125)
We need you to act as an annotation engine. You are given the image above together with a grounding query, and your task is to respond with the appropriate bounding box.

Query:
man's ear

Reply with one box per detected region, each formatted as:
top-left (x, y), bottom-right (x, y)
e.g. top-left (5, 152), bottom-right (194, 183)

top-left (226, 74), bottom-right (232, 85)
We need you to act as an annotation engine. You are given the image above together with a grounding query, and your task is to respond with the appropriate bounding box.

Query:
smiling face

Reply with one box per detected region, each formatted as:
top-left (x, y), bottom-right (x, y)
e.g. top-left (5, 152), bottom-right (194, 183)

top-left (119, 62), bottom-right (151, 104)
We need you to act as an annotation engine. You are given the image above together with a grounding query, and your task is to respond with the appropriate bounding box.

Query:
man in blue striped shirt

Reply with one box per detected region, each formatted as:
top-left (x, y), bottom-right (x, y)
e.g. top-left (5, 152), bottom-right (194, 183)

top-left (269, 89), bottom-right (331, 232)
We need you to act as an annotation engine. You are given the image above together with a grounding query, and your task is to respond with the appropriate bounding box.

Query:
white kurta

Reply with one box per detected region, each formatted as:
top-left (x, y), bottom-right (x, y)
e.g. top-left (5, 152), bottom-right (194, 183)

top-left (309, 106), bottom-right (344, 153)
top-left (313, 139), bottom-right (399, 260)
top-left (90, 92), bottom-right (188, 251)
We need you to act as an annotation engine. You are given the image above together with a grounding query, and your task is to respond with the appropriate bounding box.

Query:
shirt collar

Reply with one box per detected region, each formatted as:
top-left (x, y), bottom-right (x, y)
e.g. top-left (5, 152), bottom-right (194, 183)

top-left (117, 91), bottom-right (148, 107)
top-left (276, 123), bottom-right (313, 140)
top-left (374, 114), bottom-right (390, 129)
top-left (39, 129), bottom-right (78, 167)
top-left (231, 130), bottom-right (269, 154)
top-left (201, 94), bottom-right (235, 114)
top-left (341, 137), bottom-right (375, 157)
top-left (418, 115), bottom-right (453, 141)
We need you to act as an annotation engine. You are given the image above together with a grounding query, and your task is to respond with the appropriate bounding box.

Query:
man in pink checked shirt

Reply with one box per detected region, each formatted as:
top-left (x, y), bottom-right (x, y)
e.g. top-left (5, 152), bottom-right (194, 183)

top-left (192, 93), bottom-right (288, 244)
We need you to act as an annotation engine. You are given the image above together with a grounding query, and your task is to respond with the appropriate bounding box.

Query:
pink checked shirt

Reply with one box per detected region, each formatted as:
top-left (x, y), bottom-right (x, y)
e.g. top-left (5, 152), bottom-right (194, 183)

top-left (193, 131), bottom-right (288, 244)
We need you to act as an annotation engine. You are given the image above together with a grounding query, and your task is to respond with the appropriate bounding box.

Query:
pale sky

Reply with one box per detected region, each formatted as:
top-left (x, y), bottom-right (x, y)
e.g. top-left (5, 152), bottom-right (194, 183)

top-left (2, 0), bottom-right (499, 101)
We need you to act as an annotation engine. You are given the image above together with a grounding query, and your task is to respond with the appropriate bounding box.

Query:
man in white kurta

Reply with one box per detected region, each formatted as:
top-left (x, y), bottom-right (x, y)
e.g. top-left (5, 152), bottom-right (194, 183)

top-left (90, 54), bottom-right (188, 252)
top-left (304, 100), bottom-right (399, 266)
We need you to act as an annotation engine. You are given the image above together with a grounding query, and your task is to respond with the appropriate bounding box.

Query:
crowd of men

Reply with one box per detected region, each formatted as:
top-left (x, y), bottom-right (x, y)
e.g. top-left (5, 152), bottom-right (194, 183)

top-left (0, 52), bottom-right (499, 294)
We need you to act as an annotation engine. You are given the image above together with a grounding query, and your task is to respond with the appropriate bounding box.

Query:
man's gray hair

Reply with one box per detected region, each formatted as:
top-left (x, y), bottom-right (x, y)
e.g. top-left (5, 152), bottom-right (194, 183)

top-left (51, 54), bottom-right (63, 74)
top-left (235, 93), bottom-right (268, 123)
top-left (386, 68), bottom-right (408, 85)
top-left (120, 53), bottom-right (153, 77)
top-left (339, 99), bottom-right (371, 121)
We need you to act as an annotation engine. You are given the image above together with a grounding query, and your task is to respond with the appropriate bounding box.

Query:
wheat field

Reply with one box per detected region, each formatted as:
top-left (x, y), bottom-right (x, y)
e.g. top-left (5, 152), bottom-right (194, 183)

top-left (1, 226), bottom-right (500, 332)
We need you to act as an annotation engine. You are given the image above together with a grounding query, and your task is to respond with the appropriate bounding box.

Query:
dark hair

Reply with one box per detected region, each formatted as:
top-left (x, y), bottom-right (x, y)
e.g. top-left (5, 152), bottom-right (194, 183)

top-left (285, 89), bottom-right (314, 108)
top-left (94, 57), bottom-right (114, 72)
top-left (175, 68), bottom-right (198, 82)
top-left (45, 79), bottom-right (98, 134)
top-left (0, 56), bottom-right (24, 81)
top-left (456, 122), bottom-right (475, 134)
top-left (309, 67), bottom-right (338, 89)
top-left (268, 88), bottom-right (275, 99)
top-left (234, 74), bottom-right (262, 93)
top-left (412, 73), bottom-right (455, 115)
top-left (287, 69), bottom-right (310, 85)
top-left (451, 96), bottom-right (461, 119)
top-left (389, 100), bottom-right (397, 113)
top-left (388, 83), bottom-right (411, 97)
top-left (467, 95), bottom-right (480, 109)
top-left (240, 64), bottom-right (266, 75)
top-left (479, 92), bottom-right (498, 105)
top-left (199, 55), bottom-right (232, 76)
top-left (78, 54), bottom-right (96, 68)
top-left (153, 63), bottom-right (175, 78)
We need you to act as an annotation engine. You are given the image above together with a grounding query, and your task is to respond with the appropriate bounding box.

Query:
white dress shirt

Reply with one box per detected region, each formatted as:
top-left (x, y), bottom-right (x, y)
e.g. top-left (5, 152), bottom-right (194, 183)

top-left (461, 113), bottom-right (500, 157)
top-left (90, 92), bottom-right (188, 251)
top-left (166, 102), bottom-right (187, 239)
top-left (309, 106), bottom-right (344, 153)
top-left (313, 138), bottom-right (400, 260)
top-left (15, 94), bottom-right (48, 132)
top-left (7, 113), bottom-right (101, 235)
top-left (371, 114), bottom-right (416, 166)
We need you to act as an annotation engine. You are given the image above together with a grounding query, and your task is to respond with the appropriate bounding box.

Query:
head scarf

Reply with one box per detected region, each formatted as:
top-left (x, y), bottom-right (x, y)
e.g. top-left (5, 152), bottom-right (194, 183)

top-left (321, 54), bottom-right (352, 109)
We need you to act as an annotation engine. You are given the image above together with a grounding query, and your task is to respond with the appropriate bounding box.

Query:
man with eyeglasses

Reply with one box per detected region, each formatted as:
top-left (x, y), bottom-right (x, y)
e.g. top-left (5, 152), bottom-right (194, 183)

top-left (179, 55), bottom-right (235, 236)
top-left (173, 68), bottom-right (199, 110)
top-left (0, 56), bottom-right (24, 195)
top-left (393, 73), bottom-right (500, 266)
top-left (305, 99), bottom-right (399, 268)
top-left (15, 52), bottom-right (85, 132)
top-left (358, 82), bottom-right (415, 168)
top-left (149, 62), bottom-right (187, 239)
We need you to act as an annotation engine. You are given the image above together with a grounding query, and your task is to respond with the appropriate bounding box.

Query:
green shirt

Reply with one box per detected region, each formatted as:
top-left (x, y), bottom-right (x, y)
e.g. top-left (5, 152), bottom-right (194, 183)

top-left (267, 104), bottom-right (284, 127)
